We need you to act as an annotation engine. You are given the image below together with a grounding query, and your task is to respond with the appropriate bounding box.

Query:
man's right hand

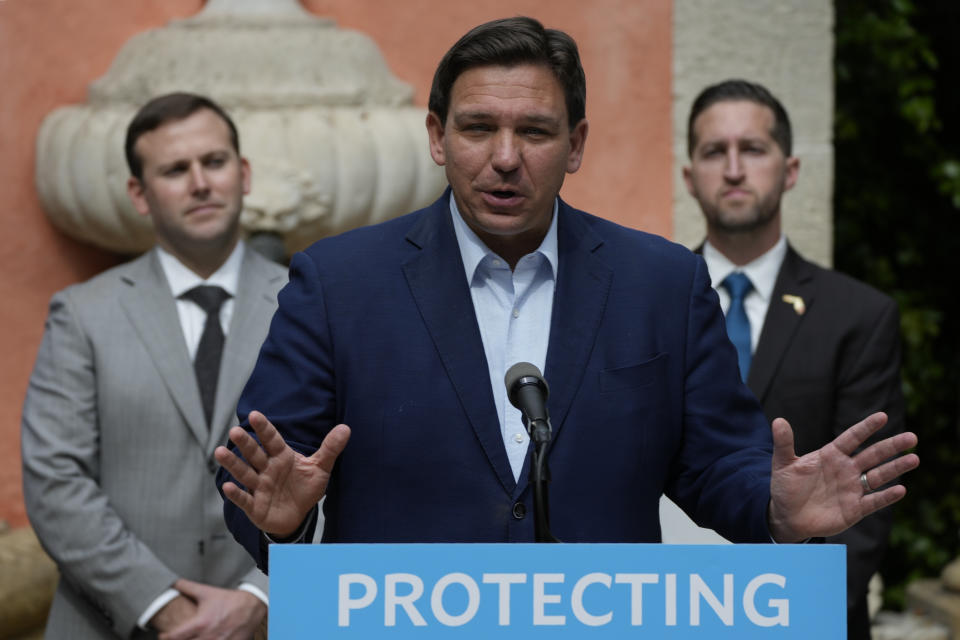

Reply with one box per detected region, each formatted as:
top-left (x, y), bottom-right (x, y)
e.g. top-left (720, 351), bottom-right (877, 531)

top-left (156, 580), bottom-right (267, 640)
top-left (214, 410), bottom-right (351, 538)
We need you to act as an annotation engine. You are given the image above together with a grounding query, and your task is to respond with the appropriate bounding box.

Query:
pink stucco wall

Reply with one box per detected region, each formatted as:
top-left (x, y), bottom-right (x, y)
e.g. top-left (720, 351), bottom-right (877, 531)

top-left (0, 0), bottom-right (672, 526)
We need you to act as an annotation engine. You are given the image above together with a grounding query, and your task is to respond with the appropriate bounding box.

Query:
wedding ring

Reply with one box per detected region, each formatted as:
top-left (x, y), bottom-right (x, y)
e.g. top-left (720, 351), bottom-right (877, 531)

top-left (860, 472), bottom-right (872, 493)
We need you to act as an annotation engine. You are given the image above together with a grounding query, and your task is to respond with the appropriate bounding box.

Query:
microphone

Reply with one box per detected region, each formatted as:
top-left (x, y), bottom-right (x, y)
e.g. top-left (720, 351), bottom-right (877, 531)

top-left (505, 362), bottom-right (559, 542)
top-left (504, 362), bottom-right (552, 445)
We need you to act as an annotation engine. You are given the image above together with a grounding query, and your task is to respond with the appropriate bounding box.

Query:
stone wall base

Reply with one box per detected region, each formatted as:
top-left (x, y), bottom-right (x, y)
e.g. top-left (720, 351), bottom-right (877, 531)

top-left (906, 578), bottom-right (960, 638)
top-left (0, 522), bottom-right (56, 640)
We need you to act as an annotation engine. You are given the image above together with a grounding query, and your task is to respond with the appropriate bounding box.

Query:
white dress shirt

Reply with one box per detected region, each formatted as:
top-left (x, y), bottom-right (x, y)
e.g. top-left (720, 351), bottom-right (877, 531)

top-left (138, 242), bottom-right (267, 629)
top-left (702, 235), bottom-right (787, 353)
top-left (156, 243), bottom-right (244, 359)
top-left (450, 196), bottom-right (558, 481)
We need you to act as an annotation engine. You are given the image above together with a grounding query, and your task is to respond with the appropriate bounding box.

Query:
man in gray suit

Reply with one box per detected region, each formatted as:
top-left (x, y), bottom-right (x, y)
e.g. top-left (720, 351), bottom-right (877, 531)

top-left (22, 93), bottom-right (286, 638)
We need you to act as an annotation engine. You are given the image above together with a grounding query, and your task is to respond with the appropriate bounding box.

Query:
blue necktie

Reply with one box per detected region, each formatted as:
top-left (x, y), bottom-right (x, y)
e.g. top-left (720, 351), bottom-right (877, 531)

top-left (722, 272), bottom-right (753, 382)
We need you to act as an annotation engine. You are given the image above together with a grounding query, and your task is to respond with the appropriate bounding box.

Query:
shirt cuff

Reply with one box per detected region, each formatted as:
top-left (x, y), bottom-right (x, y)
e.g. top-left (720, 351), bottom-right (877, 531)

top-left (138, 587), bottom-right (180, 630)
top-left (769, 535), bottom-right (814, 544)
top-left (262, 505), bottom-right (317, 544)
top-left (238, 582), bottom-right (269, 607)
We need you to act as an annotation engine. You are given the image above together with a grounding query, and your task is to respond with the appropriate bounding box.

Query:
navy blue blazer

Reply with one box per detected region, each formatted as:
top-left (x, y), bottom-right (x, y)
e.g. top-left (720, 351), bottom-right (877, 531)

top-left (220, 192), bottom-right (775, 569)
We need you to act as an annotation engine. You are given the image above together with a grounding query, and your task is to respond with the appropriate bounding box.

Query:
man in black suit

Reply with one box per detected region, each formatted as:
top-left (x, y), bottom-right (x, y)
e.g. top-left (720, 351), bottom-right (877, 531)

top-left (682, 79), bottom-right (906, 640)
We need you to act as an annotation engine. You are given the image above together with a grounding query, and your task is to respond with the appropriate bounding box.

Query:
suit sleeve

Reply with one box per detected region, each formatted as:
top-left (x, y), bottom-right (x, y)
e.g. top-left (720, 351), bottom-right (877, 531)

top-left (827, 296), bottom-right (905, 601)
top-left (21, 290), bottom-right (178, 637)
top-left (218, 251), bottom-right (337, 570)
top-left (667, 256), bottom-right (775, 542)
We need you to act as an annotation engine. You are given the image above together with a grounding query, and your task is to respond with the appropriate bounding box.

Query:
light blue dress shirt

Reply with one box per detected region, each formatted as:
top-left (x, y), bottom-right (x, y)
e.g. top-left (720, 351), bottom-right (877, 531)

top-left (449, 196), bottom-right (558, 481)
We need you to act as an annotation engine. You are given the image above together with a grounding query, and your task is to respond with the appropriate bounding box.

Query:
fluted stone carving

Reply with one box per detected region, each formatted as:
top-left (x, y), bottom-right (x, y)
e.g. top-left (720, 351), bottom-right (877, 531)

top-left (0, 524), bottom-right (57, 640)
top-left (36, 0), bottom-right (446, 255)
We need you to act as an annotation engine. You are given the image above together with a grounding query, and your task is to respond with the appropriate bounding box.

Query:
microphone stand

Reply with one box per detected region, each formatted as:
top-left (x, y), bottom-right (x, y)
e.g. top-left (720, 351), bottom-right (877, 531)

top-left (527, 418), bottom-right (560, 543)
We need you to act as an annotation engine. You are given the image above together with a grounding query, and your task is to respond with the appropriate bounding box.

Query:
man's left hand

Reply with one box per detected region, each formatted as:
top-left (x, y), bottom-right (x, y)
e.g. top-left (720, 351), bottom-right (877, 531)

top-left (157, 579), bottom-right (266, 640)
top-left (767, 411), bottom-right (918, 543)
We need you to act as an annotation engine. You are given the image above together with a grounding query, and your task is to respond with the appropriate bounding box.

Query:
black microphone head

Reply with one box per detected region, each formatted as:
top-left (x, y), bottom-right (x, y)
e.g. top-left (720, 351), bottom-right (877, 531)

top-left (504, 362), bottom-right (549, 410)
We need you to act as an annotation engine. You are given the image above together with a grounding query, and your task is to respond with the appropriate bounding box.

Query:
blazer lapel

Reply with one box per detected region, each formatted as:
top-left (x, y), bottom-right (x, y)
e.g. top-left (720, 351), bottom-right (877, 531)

top-left (118, 250), bottom-right (208, 448)
top-left (210, 247), bottom-right (285, 451)
top-left (747, 245), bottom-right (816, 402)
top-left (542, 203), bottom-right (612, 454)
top-left (402, 198), bottom-right (517, 495)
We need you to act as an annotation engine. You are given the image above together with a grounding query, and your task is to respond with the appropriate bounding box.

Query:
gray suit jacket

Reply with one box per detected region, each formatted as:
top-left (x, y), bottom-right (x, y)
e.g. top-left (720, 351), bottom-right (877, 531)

top-left (22, 245), bottom-right (286, 638)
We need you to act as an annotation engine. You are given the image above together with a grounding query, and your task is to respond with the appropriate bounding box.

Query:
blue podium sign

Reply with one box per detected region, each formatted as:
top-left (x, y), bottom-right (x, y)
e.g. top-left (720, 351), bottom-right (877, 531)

top-left (270, 543), bottom-right (844, 638)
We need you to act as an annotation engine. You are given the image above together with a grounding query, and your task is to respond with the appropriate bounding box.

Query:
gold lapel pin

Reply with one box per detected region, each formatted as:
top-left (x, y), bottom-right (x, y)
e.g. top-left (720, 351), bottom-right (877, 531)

top-left (782, 294), bottom-right (806, 315)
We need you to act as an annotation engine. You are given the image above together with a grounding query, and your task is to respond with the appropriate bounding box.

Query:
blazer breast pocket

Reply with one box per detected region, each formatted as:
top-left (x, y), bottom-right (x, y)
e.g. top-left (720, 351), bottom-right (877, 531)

top-left (599, 354), bottom-right (668, 393)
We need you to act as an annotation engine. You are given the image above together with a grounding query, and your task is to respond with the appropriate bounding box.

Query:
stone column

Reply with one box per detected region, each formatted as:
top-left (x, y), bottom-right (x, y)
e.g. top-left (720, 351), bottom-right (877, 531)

top-left (672, 0), bottom-right (834, 267)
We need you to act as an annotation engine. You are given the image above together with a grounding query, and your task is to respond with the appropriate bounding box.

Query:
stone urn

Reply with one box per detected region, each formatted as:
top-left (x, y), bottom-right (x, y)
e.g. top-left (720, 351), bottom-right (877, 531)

top-left (36, 0), bottom-right (446, 257)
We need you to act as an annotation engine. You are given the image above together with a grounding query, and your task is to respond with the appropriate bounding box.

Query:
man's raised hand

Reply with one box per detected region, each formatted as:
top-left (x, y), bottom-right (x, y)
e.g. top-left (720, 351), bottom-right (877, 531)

top-left (767, 411), bottom-right (918, 543)
top-left (214, 410), bottom-right (350, 538)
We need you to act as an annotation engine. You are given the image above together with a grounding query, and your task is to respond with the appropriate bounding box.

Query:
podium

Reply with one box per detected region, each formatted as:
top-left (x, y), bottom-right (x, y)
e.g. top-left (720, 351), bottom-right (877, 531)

top-left (270, 543), bottom-right (845, 638)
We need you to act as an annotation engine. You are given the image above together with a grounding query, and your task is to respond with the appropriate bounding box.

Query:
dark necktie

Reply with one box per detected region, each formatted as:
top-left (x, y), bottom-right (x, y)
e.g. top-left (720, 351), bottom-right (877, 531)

top-left (721, 272), bottom-right (753, 383)
top-left (181, 285), bottom-right (231, 427)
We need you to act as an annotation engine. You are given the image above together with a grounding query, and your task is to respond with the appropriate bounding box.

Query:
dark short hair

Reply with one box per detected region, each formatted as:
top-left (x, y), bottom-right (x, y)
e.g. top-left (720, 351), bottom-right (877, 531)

top-left (687, 79), bottom-right (792, 157)
top-left (428, 16), bottom-right (586, 129)
top-left (125, 92), bottom-right (240, 180)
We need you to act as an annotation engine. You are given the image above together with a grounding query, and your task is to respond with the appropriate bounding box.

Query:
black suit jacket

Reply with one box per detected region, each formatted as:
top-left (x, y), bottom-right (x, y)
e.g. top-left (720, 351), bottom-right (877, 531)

top-left (747, 244), bottom-right (905, 640)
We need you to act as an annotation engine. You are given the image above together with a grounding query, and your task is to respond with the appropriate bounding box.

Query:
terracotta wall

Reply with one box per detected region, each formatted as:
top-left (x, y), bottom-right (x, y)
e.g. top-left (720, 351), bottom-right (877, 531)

top-left (0, 0), bottom-right (672, 527)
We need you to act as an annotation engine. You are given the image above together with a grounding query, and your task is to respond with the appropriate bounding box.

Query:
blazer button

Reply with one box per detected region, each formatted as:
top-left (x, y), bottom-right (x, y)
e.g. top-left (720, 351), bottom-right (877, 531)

top-left (207, 458), bottom-right (218, 474)
top-left (512, 502), bottom-right (527, 519)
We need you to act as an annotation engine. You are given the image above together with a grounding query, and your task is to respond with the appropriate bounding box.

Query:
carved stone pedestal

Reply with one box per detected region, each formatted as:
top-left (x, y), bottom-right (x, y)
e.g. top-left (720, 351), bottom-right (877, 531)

top-left (897, 554), bottom-right (960, 640)
top-left (872, 608), bottom-right (950, 640)
top-left (905, 578), bottom-right (960, 638)
top-left (36, 0), bottom-right (446, 257)
top-left (0, 523), bottom-right (57, 640)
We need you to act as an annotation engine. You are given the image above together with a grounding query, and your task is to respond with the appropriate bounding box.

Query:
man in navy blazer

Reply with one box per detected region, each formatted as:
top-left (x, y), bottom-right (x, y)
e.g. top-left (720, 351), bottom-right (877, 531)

top-left (216, 17), bottom-right (917, 570)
